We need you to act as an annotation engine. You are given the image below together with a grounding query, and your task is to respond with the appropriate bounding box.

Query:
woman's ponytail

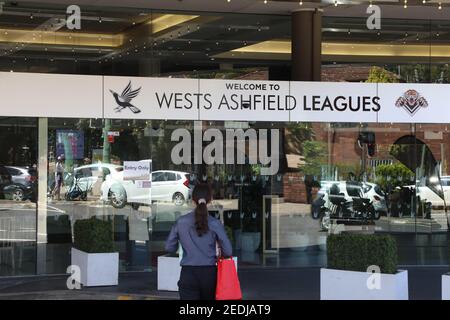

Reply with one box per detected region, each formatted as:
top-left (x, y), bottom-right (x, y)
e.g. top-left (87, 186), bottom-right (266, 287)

top-left (192, 184), bottom-right (212, 236)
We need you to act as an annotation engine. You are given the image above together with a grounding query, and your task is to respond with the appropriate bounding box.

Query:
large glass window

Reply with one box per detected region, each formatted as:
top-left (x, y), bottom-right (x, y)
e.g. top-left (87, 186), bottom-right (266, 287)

top-left (1, 116), bottom-right (448, 276)
top-left (0, 117), bottom-right (38, 276)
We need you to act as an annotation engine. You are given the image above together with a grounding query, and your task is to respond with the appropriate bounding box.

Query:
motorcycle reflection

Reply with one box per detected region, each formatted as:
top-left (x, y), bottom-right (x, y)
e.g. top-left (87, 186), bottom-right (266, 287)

top-left (311, 181), bottom-right (378, 231)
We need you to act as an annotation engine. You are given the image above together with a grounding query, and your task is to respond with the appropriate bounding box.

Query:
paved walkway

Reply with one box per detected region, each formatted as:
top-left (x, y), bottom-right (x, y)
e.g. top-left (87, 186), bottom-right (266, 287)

top-left (0, 266), bottom-right (446, 300)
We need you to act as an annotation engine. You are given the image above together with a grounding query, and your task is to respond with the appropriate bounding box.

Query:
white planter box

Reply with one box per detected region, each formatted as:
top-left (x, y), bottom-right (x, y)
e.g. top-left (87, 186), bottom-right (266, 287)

top-left (442, 274), bottom-right (450, 300)
top-left (71, 247), bottom-right (119, 287)
top-left (157, 255), bottom-right (238, 292)
top-left (320, 268), bottom-right (408, 300)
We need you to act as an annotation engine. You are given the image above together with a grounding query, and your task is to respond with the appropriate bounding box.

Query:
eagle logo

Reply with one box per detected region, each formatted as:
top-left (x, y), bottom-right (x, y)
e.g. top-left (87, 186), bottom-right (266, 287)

top-left (109, 81), bottom-right (142, 114)
top-left (395, 89), bottom-right (428, 116)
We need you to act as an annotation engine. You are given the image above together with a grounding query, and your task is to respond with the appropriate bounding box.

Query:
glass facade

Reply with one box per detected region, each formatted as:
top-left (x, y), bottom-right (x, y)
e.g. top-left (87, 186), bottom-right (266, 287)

top-left (0, 117), bottom-right (448, 275)
top-left (0, 3), bottom-right (450, 277)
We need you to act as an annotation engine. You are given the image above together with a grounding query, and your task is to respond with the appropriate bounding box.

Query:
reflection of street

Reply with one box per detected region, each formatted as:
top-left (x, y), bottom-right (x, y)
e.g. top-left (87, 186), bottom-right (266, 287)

top-left (375, 212), bottom-right (448, 233)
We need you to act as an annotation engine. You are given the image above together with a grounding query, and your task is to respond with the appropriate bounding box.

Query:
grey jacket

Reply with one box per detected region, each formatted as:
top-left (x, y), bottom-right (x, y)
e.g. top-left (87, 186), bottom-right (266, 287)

top-left (165, 211), bottom-right (233, 266)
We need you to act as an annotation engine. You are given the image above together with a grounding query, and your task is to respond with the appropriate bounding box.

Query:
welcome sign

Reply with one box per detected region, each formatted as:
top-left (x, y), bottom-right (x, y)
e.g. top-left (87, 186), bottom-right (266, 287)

top-left (103, 76), bottom-right (381, 122)
top-left (2, 72), bottom-right (450, 124)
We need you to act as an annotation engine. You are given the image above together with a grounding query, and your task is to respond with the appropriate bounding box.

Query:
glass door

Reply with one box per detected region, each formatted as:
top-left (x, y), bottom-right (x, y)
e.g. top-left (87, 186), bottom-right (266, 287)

top-left (0, 116), bottom-right (37, 276)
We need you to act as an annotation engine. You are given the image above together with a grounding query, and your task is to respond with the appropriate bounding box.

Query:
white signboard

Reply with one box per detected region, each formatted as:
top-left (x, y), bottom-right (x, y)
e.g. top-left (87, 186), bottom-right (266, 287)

top-left (289, 82), bottom-right (379, 123)
top-left (0, 72), bottom-right (103, 118)
top-left (198, 79), bottom-right (291, 122)
top-left (377, 83), bottom-right (450, 124)
top-left (2, 71), bottom-right (450, 124)
top-left (104, 76), bottom-right (199, 120)
top-left (123, 160), bottom-right (152, 181)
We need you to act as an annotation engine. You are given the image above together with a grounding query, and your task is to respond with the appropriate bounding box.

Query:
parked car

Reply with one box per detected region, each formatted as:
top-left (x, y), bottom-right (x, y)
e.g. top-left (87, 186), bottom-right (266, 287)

top-left (69, 163), bottom-right (122, 192)
top-left (0, 165), bottom-right (12, 199)
top-left (4, 166), bottom-right (37, 201)
top-left (5, 166), bottom-right (36, 187)
top-left (361, 182), bottom-right (388, 216)
top-left (405, 176), bottom-right (450, 207)
top-left (101, 169), bottom-right (192, 209)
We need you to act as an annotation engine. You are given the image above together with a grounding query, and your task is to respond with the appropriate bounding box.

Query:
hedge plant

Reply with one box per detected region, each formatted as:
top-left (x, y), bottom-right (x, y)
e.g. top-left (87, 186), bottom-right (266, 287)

top-left (327, 233), bottom-right (397, 274)
top-left (73, 217), bottom-right (115, 253)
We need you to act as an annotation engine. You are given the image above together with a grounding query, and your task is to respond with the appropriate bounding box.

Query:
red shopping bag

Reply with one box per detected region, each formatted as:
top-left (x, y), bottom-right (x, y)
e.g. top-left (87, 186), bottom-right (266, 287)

top-left (216, 257), bottom-right (242, 300)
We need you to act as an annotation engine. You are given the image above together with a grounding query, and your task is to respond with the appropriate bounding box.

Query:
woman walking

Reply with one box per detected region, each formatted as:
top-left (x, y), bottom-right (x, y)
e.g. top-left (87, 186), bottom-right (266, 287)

top-left (165, 183), bottom-right (232, 300)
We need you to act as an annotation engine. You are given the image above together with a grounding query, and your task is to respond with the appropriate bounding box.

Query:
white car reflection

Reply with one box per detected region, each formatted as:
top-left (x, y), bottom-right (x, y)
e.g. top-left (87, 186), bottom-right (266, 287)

top-left (405, 176), bottom-right (450, 206)
top-left (100, 169), bottom-right (192, 209)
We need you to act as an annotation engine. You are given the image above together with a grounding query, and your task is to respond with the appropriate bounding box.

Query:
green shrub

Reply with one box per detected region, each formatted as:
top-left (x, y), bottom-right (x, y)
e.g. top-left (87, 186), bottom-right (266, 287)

top-left (73, 217), bottom-right (115, 253)
top-left (375, 163), bottom-right (414, 193)
top-left (327, 233), bottom-right (398, 274)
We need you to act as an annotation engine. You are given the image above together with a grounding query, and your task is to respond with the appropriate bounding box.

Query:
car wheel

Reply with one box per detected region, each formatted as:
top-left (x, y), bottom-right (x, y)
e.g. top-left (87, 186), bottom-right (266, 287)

top-left (109, 187), bottom-right (126, 209)
top-left (12, 188), bottom-right (24, 201)
top-left (173, 192), bottom-right (185, 206)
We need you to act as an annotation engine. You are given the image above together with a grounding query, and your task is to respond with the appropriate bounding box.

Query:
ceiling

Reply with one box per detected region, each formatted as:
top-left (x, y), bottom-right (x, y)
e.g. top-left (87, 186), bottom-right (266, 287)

top-left (0, 1), bottom-right (449, 74)
top-left (11, 0), bottom-right (450, 19)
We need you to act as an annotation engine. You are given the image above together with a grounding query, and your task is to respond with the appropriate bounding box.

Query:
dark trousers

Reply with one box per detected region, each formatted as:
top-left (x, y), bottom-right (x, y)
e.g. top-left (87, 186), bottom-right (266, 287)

top-left (178, 266), bottom-right (217, 300)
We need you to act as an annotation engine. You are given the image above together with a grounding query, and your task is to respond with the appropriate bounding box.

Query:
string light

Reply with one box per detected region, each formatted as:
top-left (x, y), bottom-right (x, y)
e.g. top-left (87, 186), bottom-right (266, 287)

top-left (264, 0), bottom-right (267, 3)
top-left (334, 0), bottom-right (338, 6)
top-left (299, 0), bottom-right (303, 5)
top-left (438, 2), bottom-right (442, 9)
top-left (369, 1), bottom-right (373, 7)
top-left (404, 0), bottom-right (407, 8)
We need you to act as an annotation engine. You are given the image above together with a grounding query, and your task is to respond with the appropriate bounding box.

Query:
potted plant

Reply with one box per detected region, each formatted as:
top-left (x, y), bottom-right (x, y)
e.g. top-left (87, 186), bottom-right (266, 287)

top-left (321, 233), bottom-right (408, 300)
top-left (71, 217), bottom-right (119, 287)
